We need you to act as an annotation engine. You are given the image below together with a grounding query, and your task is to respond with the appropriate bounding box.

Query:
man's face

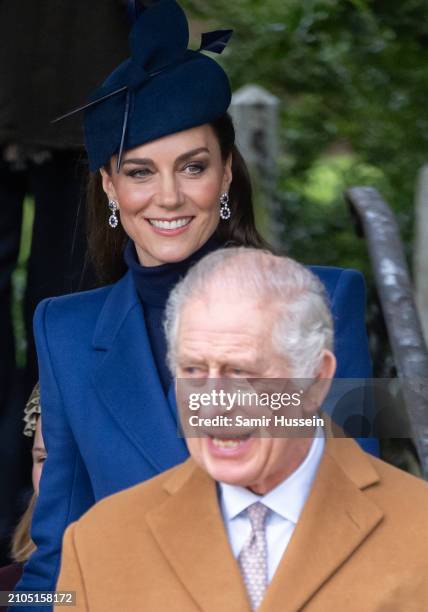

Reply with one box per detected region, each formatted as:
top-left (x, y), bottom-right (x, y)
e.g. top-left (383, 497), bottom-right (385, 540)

top-left (176, 292), bottom-right (334, 495)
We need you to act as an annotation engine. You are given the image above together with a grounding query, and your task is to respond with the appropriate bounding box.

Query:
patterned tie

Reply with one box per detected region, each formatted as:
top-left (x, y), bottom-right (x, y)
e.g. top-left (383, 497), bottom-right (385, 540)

top-left (238, 502), bottom-right (270, 610)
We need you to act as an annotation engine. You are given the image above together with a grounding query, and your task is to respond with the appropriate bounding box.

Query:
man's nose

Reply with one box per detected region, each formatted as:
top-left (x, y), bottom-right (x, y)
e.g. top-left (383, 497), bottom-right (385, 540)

top-left (207, 365), bottom-right (221, 379)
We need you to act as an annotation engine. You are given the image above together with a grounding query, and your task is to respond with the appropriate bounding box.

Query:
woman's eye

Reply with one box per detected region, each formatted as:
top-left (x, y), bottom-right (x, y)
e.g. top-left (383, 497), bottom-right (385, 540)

top-left (183, 163), bottom-right (205, 175)
top-left (126, 168), bottom-right (153, 178)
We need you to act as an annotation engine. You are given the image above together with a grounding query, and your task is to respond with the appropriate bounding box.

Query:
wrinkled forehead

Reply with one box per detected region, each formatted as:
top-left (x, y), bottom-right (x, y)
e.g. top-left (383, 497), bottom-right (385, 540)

top-left (177, 294), bottom-right (277, 348)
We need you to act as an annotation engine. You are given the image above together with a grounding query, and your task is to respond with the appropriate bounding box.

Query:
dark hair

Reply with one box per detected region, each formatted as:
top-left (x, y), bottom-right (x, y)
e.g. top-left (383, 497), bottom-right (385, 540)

top-left (86, 113), bottom-right (270, 285)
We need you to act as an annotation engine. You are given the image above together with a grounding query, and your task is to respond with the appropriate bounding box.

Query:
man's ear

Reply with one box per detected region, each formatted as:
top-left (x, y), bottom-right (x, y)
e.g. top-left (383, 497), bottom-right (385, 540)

top-left (100, 167), bottom-right (118, 204)
top-left (222, 153), bottom-right (233, 192)
top-left (302, 350), bottom-right (336, 415)
top-left (317, 349), bottom-right (336, 380)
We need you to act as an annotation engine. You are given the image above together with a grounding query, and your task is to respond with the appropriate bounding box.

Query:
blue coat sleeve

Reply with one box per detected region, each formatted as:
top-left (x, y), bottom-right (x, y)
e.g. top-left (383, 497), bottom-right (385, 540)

top-left (329, 269), bottom-right (379, 456)
top-left (13, 299), bottom-right (95, 610)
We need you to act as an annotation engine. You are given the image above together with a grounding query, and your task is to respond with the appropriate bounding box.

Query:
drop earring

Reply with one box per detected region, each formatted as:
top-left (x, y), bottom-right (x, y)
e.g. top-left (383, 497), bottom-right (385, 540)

top-left (108, 200), bottom-right (119, 228)
top-left (219, 192), bottom-right (231, 220)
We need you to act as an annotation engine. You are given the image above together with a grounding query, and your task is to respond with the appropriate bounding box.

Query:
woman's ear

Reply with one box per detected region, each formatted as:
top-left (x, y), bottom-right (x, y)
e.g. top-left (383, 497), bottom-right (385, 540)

top-left (223, 153), bottom-right (233, 192)
top-left (100, 167), bottom-right (118, 203)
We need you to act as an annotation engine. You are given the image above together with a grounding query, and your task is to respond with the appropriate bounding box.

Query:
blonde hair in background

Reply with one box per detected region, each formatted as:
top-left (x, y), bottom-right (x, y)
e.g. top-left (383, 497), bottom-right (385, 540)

top-left (10, 493), bottom-right (37, 563)
top-left (12, 382), bottom-right (42, 562)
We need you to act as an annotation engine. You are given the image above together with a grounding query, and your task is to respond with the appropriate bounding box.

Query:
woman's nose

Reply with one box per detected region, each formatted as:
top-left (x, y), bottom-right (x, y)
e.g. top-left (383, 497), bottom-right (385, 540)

top-left (157, 173), bottom-right (183, 209)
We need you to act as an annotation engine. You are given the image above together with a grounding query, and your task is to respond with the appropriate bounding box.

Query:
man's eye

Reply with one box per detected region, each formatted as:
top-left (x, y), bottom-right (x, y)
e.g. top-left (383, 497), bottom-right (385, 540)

top-left (184, 366), bottom-right (199, 374)
top-left (182, 366), bottom-right (207, 378)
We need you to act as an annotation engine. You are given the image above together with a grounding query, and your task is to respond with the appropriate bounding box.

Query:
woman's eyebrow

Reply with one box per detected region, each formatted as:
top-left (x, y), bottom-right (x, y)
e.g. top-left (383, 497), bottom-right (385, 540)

top-left (175, 147), bottom-right (209, 163)
top-left (122, 157), bottom-right (154, 166)
top-left (122, 147), bottom-right (209, 166)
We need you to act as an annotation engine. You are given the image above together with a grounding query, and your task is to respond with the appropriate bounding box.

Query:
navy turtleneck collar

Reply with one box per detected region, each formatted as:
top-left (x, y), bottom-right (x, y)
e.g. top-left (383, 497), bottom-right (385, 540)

top-left (124, 234), bottom-right (222, 307)
top-left (123, 234), bottom-right (222, 394)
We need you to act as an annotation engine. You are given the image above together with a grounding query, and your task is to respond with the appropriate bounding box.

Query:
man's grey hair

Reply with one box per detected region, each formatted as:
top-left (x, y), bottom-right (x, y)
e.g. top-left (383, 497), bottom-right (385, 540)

top-left (164, 247), bottom-right (333, 377)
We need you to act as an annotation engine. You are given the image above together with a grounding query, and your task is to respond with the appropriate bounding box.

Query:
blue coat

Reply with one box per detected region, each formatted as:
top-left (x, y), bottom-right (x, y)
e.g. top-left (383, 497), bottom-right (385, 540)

top-left (16, 266), bottom-right (378, 604)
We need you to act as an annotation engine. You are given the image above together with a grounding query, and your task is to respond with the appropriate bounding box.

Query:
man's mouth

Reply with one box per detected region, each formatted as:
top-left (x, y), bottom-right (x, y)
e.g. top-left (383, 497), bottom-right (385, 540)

top-left (211, 436), bottom-right (250, 449)
top-left (147, 216), bottom-right (193, 230)
top-left (206, 428), bottom-right (256, 451)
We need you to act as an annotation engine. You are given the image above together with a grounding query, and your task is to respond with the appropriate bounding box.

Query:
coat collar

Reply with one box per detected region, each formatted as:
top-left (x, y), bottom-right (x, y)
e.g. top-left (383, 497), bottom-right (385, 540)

top-left (91, 271), bottom-right (188, 472)
top-left (92, 272), bottom-right (138, 350)
top-left (146, 462), bottom-right (251, 612)
top-left (146, 438), bottom-right (383, 612)
top-left (259, 437), bottom-right (382, 611)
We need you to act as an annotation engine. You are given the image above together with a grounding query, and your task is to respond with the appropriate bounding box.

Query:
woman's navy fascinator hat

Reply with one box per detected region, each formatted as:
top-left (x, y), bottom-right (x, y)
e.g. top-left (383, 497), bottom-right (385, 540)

top-left (54, 0), bottom-right (233, 172)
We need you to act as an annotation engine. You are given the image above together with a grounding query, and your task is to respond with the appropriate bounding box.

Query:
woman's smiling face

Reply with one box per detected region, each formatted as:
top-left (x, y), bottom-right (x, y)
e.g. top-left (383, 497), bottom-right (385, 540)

top-left (101, 124), bottom-right (232, 267)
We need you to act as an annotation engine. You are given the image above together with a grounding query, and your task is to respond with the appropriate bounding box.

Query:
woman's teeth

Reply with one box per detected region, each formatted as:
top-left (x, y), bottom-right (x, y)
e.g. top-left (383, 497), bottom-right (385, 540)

top-left (149, 217), bottom-right (191, 229)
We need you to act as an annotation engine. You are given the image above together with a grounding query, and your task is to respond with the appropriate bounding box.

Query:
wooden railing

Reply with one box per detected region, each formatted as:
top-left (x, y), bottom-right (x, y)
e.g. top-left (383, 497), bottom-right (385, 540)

top-left (346, 186), bottom-right (428, 478)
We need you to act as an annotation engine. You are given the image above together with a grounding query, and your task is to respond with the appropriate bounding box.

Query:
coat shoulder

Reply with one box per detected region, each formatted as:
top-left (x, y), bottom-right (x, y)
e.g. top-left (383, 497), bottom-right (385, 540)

top-left (34, 272), bottom-right (139, 358)
top-left (33, 284), bottom-right (119, 358)
top-left (366, 454), bottom-right (428, 526)
top-left (34, 273), bottom-right (135, 343)
top-left (36, 284), bottom-right (114, 326)
top-left (74, 460), bottom-right (192, 537)
top-left (308, 265), bottom-right (365, 298)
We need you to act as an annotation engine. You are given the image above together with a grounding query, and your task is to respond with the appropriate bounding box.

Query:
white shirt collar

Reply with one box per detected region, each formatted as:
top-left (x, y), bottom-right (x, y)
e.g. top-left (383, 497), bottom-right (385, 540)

top-left (219, 429), bottom-right (325, 525)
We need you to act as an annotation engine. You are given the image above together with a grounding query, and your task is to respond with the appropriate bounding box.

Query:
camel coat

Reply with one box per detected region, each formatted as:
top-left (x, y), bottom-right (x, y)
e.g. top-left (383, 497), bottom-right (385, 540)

top-left (56, 438), bottom-right (428, 611)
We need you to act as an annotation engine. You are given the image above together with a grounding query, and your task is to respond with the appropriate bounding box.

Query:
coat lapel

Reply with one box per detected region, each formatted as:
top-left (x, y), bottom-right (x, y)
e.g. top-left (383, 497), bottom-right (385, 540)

top-left (146, 461), bottom-right (251, 612)
top-left (260, 439), bottom-right (383, 611)
top-left (92, 272), bottom-right (188, 472)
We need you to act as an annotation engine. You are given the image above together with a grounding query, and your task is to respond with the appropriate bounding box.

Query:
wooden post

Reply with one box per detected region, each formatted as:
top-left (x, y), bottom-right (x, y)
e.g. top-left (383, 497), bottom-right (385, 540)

top-left (414, 164), bottom-right (428, 344)
top-left (230, 84), bottom-right (282, 247)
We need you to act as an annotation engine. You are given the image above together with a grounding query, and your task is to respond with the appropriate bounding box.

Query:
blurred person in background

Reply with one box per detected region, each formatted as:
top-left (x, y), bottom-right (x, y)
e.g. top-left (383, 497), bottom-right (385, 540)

top-left (0, 0), bottom-right (130, 565)
top-left (15, 2), bottom-right (377, 608)
top-left (0, 385), bottom-right (45, 610)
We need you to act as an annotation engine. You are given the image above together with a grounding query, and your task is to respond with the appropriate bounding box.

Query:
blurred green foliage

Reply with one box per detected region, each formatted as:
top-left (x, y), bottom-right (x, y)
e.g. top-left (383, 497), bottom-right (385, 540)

top-left (184, 0), bottom-right (428, 274)
top-left (12, 197), bottom-right (34, 366)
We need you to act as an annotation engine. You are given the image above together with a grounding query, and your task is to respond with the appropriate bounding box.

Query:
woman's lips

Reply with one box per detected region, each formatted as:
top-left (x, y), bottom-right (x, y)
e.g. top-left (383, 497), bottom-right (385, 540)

top-left (146, 216), bottom-right (193, 236)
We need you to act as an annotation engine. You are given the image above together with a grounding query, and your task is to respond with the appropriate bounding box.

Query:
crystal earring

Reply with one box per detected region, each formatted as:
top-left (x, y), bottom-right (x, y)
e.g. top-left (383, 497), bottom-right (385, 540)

top-left (220, 192), bottom-right (231, 220)
top-left (108, 200), bottom-right (119, 228)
